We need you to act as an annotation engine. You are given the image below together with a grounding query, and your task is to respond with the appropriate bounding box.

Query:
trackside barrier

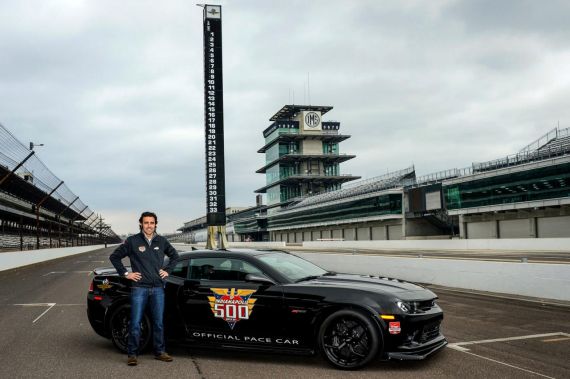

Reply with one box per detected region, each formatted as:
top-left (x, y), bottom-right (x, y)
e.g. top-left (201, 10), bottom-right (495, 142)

top-left (0, 245), bottom-right (111, 272)
top-left (302, 238), bottom-right (570, 252)
top-left (295, 252), bottom-right (570, 302)
top-left (172, 242), bottom-right (287, 250)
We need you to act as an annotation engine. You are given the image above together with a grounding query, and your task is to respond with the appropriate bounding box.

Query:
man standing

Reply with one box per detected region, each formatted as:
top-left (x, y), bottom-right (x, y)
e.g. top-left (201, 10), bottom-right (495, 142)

top-left (110, 211), bottom-right (179, 366)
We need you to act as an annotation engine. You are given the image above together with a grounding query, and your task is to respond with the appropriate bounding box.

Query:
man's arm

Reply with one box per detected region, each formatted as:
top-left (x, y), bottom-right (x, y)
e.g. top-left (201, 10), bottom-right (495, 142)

top-left (162, 240), bottom-right (179, 273)
top-left (109, 241), bottom-right (129, 276)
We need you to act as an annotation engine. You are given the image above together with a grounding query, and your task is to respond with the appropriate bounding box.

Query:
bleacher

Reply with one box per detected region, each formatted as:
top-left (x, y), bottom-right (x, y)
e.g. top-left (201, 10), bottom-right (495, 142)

top-left (538, 129), bottom-right (570, 152)
top-left (0, 122), bottom-right (121, 250)
top-left (0, 234), bottom-right (56, 251)
top-left (286, 166), bottom-right (415, 210)
top-left (471, 127), bottom-right (570, 174)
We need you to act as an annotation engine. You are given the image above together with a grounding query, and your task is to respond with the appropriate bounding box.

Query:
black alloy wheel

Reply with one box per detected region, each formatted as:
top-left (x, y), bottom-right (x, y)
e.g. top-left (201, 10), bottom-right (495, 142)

top-left (318, 309), bottom-right (380, 369)
top-left (109, 304), bottom-right (151, 353)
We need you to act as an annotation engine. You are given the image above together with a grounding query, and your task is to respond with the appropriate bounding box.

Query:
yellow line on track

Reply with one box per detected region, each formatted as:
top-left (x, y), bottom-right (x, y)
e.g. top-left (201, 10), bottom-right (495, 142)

top-left (542, 337), bottom-right (570, 342)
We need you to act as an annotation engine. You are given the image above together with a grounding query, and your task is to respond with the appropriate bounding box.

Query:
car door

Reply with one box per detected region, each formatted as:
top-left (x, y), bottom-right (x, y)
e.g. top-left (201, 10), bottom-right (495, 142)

top-left (163, 258), bottom-right (189, 340)
top-left (179, 256), bottom-right (285, 348)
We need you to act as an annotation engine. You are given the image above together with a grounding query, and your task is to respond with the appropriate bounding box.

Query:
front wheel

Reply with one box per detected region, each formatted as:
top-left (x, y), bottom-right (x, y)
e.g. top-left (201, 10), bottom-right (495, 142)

top-left (109, 304), bottom-right (151, 353)
top-left (318, 309), bottom-right (381, 369)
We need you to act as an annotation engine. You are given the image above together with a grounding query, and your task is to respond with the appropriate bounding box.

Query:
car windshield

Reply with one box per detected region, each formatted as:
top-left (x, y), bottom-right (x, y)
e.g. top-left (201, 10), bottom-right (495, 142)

top-left (257, 253), bottom-right (327, 282)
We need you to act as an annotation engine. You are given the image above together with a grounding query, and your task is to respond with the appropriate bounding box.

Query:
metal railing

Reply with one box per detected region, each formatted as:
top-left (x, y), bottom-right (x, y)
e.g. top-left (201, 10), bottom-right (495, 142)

top-left (519, 126), bottom-right (569, 153)
top-left (472, 141), bottom-right (570, 173)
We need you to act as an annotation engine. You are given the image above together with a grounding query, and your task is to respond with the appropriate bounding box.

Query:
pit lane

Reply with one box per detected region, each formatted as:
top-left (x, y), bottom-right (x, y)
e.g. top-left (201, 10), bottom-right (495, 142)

top-left (0, 246), bottom-right (568, 378)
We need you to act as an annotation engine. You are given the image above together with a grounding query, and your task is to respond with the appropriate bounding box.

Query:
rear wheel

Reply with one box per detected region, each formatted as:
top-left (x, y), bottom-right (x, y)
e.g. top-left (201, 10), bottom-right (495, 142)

top-left (109, 304), bottom-right (151, 353)
top-left (318, 309), bottom-right (380, 369)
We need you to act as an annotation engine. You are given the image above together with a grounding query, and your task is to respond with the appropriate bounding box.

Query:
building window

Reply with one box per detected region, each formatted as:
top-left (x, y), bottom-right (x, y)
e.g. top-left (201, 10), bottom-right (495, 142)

top-left (323, 142), bottom-right (338, 154)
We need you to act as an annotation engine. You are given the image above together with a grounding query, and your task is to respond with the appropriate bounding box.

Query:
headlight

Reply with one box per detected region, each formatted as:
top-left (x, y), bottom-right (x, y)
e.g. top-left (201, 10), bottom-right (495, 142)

top-left (396, 301), bottom-right (410, 313)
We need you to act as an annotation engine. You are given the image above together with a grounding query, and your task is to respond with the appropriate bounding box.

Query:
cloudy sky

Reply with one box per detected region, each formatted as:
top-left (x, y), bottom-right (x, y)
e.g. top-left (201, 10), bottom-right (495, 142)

top-left (1, 0), bottom-right (569, 235)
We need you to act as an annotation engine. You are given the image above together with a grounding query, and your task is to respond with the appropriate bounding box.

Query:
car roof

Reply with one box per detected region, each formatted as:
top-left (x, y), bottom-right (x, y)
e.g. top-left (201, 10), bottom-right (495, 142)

top-left (176, 248), bottom-right (290, 260)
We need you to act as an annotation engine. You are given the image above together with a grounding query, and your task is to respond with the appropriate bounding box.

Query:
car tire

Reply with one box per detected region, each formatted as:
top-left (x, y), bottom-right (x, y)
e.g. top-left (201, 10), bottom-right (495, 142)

top-left (318, 309), bottom-right (381, 369)
top-left (109, 304), bottom-right (151, 354)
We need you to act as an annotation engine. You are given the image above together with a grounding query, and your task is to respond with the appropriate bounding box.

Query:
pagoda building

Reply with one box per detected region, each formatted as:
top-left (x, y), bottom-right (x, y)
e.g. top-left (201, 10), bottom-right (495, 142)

top-left (255, 105), bottom-right (360, 211)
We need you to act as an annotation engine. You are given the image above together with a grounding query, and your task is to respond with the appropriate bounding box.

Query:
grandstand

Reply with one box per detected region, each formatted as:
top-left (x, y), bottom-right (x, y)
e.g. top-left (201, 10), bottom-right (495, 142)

top-left (170, 207), bottom-right (248, 243)
top-left (231, 125), bottom-right (570, 242)
top-left (169, 120), bottom-right (569, 243)
top-left (0, 123), bottom-right (120, 251)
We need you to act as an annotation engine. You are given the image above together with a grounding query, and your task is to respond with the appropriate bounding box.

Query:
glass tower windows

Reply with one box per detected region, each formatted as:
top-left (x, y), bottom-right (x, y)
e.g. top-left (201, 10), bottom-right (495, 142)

top-left (323, 142), bottom-right (338, 154)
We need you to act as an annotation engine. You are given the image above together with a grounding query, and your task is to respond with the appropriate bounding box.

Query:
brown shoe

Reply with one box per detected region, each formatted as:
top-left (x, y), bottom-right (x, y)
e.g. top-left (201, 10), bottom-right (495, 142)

top-left (154, 352), bottom-right (173, 362)
top-left (127, 356), bottom-right (138, 366)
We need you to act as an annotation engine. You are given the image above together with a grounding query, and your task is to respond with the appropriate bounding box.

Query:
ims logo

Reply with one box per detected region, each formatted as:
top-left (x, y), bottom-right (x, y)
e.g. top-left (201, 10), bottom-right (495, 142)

top-left (305, 112), bottom-right (321, 128)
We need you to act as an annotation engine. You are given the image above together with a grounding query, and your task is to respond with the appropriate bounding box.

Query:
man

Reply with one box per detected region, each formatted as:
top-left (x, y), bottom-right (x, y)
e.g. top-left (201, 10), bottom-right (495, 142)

top-left (110, 211), bottom-right (179, 366)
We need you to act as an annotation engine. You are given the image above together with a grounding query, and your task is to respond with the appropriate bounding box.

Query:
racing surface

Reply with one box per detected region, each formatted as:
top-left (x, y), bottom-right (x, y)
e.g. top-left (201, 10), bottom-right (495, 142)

top-left (0, 246), bottom-right (568, 378)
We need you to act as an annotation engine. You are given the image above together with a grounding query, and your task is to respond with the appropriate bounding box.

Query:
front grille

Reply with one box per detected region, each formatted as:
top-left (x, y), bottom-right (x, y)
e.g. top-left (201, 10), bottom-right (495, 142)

top-left (419, 321), bottom-right (440, 343)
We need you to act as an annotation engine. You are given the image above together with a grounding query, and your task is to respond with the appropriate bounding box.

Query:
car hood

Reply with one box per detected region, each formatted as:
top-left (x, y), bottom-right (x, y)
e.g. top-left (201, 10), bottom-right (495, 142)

top-left (298, 273), bottom-right (436, 300)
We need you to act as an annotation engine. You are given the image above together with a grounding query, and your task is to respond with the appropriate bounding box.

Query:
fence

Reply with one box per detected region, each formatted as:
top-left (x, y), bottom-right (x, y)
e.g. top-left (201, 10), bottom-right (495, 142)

top-left (0, 122), bottom-right (120, 250)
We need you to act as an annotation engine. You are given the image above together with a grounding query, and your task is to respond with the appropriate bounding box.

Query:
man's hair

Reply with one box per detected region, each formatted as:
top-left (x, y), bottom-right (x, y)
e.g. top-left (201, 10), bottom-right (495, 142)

top-left (139, 211), bottom-right (158, 225)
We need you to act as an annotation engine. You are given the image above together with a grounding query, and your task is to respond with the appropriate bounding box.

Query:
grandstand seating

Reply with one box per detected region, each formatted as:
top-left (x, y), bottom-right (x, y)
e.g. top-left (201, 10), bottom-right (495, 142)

top-left (288, 166), bottom-right (415, 210)
top-left (472, 127), bottom-right (570, 174)
top-left (538, 134), bottom-right (570, 152)
top-left (1, 122), bottom-right (120, 250)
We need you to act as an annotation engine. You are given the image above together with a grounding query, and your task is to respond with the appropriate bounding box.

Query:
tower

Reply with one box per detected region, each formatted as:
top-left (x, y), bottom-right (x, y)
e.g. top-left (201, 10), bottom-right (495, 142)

top-left (255, 105), bottom-right (360, 211)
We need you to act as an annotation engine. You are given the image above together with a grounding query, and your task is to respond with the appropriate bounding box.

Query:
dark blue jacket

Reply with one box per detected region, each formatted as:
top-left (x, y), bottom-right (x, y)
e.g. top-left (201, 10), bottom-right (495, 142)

top-left (110, 232), bottom-right (179, 287)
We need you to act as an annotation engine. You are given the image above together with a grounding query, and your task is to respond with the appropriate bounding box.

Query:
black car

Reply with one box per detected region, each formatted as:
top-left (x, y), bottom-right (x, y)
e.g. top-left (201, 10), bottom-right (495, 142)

top-left (87, 249), bottom-right (446, 369)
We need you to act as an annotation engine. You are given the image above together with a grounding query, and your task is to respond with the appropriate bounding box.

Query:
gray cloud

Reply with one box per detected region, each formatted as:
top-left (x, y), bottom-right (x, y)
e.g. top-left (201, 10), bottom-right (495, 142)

top-left (1, 0), bottom-right (569, 234)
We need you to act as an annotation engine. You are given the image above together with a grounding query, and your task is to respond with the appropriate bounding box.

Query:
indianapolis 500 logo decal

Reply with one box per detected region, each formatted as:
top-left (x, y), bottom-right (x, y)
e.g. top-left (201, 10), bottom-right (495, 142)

top-left (208, 288), bottom-right (257, 329)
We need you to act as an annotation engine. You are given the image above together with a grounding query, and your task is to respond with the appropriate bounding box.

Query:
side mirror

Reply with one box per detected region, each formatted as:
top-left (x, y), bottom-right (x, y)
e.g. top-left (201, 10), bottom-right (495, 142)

top-left (245, 274), bottom-right (276, 286)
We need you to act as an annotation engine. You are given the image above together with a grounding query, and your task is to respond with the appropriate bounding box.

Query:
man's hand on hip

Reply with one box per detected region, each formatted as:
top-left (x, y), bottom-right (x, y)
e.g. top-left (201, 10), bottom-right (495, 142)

top-left (159, 269), bottom-right (169, 279)
top-left (127, 272), bottom-right (142, 281)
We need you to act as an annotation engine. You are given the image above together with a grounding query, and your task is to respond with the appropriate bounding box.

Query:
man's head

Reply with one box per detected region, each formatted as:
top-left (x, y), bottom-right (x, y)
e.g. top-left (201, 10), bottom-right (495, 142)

top-left (139, 211), bottom-right (158, 237)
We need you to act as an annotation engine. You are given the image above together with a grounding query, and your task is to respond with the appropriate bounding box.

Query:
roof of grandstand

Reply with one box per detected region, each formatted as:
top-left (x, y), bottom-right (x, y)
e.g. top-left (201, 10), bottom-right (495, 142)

top-left (0, 122), bottom-right (119, 242)
top-left (269, 104), bottom-right (333, 121)
top-left (285, 166), bottom-right (415, 210)
top-left (417, 127), bottom-right (570, 181)
top-left (471, 126), bottom-right (570, 173)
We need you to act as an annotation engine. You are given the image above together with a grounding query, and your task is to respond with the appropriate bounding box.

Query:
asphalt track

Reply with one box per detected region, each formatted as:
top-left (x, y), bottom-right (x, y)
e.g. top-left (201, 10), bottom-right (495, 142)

top-left (0, 246), bottom-right (568, 378)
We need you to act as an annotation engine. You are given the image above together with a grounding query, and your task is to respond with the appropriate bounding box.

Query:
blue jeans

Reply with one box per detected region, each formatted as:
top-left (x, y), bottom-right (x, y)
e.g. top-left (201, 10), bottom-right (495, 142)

top-left (128, 286), bottom-right (165, 356)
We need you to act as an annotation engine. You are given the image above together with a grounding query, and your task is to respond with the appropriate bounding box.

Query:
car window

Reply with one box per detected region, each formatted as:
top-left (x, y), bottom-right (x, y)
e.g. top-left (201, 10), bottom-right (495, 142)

top-left (257, 253), bottom-right (327, 282)
top-left (170, 259), bottom-right (189, 279)
top-left (189, 257), bottom-right (266, 281)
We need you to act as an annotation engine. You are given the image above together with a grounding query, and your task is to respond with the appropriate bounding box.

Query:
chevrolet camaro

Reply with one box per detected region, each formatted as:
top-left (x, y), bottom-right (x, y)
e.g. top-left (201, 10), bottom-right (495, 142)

top-left (87, 249), bottom-right (446, 369)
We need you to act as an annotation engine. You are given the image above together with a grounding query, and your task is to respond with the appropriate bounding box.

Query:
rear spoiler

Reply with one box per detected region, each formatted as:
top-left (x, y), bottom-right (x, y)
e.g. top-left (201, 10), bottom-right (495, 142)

top-left (93, 266), bottom-right (130, 276)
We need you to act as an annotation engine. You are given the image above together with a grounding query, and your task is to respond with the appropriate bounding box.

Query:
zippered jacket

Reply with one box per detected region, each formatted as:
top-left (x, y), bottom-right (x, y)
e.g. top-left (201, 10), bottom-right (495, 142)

top-left (110, 232), bottom-right (179, 287)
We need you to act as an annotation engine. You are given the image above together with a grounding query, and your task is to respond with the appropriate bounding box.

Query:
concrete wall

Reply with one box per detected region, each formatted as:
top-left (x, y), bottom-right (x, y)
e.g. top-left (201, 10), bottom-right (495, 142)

top-left (404, 218), bottom-right (443, 237)
top-left (301, 139), bottom-right (323, 155)
top-left (173, 242), bottom-right (287, 250)
top-left (296, 252), bottom-right (570, 302)
top-left (538, 216), bottom-right (570, 237)
top-left (388, 225), bottom-right (403, 240)
top-left (343, 228), bottom-right (355, 241)
top-left (499, 219), bottom-right (532, 238)
top-left (371, 226), bottom-right (386, 240)
top-left (357, 227), bottom-right (370, 241)
top-left (0, 245), bottom-right (107, 272)
top-left (302, 238), bottom-right (570, 251)
top-left (461, 206), bottom-right (570, 239)
top-left (467, 221), bottom-right (497, 239)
